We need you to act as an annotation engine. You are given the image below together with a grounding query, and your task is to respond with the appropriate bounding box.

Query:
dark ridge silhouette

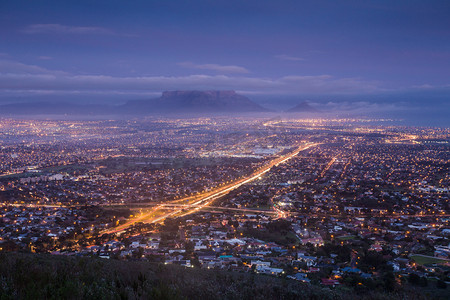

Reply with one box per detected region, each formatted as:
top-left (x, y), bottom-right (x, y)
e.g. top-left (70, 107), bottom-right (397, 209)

top-left (286, 101), bottom-right (319, 113)
top-left (121, 90), bottom-right (270, 114)
top-left (0, 91), bottom-right (270, 115)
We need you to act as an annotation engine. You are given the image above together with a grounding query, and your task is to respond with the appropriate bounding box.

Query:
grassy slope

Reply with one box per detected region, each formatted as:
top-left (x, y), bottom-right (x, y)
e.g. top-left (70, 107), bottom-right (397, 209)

top-left (0, 252), bottom-right (433, 300)
top-left (410, 255), bottom-right (448, 266)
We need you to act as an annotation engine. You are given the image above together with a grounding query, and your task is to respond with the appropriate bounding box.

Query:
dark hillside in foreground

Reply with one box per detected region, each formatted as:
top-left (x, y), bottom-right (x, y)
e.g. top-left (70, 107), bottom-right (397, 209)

top-left (0, 253), bottom-right (442, 300)
top-left (0, 253), bottom-right (331, 300)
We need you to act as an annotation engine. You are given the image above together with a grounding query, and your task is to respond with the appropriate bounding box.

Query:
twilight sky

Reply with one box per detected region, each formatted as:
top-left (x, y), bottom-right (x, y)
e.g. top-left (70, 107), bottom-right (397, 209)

top-left (0, 0), bottom-right (449, 108)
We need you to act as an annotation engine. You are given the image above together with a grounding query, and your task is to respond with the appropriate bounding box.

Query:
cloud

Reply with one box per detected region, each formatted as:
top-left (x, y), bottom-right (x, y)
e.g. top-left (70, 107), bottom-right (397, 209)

top-left (21, 24), bottom-right (115, 35)
top-left (0, 89), bottom-right (161, 97)
top-left (319, 101), bottom-right (407, 113)
top-left (276, 75), bottom-right (381, 93)
top-left (411, 84), bottom-right (435, 89)
top-left (275, 54), bottom-right (304, 61)
top-left (0, 59), bottom-right (67, 75)
top-left (408, 83), bottom-right (450, 90)
top-left (178, 62), bottom-right (250, 74)
top-left (0, 59), bottom-right (385, 97)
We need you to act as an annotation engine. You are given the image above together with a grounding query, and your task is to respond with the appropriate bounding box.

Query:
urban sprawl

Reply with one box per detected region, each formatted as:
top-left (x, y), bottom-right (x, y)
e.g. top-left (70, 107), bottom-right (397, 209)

top-left (0, 117), bottom-right (449, 291)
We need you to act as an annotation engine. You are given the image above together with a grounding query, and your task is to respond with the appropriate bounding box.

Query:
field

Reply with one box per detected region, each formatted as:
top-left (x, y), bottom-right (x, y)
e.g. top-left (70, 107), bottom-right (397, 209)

top-left (410, 254), bottom-right (448, 265)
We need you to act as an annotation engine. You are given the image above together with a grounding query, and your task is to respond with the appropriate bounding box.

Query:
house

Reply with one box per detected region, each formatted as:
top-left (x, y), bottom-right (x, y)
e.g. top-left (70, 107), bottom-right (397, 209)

top-left (288, 273), bottom-right (310, 283)
top-left (342, 267), bottom-right (361, 274)
top-left (295, 254), bottom-right (317, 266)
top-left (251, 260), bottom-right (270, 267)
top-left (321, 278), bottom-right (340, 287)
top-left (256, 265), bottom-right (284, 275)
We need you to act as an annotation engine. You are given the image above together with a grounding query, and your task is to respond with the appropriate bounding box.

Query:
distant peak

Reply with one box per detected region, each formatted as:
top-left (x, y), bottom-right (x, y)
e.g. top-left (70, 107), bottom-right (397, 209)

top-left (124, 90), bottom-right (269, 114)
top-left (161, 90), bottom-right (237, 97)
top-left (286, 101), bottom-right (319, 113)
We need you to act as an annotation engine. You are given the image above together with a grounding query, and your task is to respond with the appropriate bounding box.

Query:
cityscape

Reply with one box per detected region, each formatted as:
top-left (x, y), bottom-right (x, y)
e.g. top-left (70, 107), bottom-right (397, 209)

top-left (0, 117), bottom-right (449, 298)
top-left (1, 0), bottom-right (449, 299)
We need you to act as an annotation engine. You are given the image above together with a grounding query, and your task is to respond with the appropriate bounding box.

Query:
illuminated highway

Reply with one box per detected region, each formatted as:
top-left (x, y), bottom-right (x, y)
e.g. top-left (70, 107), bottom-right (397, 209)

top-left (316, 156), bottom-right (337, 180)
top-left (104, 143), bottom-right (317, 234)
top-left (0, 202), bottom-right (68, 208)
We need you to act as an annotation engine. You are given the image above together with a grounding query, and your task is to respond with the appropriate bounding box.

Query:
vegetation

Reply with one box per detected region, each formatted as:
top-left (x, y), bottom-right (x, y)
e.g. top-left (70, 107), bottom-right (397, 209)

top-left (242, 219), bottom-right (299, 246)
top-left (410, 255), bottom-right (448, 266)
top-left (0, 252), bottom-right (434, 300)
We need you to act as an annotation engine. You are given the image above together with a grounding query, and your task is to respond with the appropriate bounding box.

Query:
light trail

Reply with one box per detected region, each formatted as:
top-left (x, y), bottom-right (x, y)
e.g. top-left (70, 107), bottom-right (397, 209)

top-left (0, 202), bottom-right (68, 208)
top-left (103, 143), bottom-right (316, 234)
top-left (159, 203), bottom-right (276, 214)
top-left (316, 156), bottom-right (337, 180)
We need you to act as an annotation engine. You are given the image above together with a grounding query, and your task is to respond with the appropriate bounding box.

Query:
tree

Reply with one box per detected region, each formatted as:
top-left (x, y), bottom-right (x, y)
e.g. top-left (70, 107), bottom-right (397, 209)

top-left (185, 241), bottom-right (194, 255)
top-left (419, 276), bottom-right (428, 287)
top-left (123, 239), bottom-right (131, 248)
top-left (436, 279), bottom-right (447, 289)
top-left (408, 273), bottom-right (420, 285)
top-left (382, 271), bottom-right (396, 291)
top-left (163, 218), bottom-right (180, 231)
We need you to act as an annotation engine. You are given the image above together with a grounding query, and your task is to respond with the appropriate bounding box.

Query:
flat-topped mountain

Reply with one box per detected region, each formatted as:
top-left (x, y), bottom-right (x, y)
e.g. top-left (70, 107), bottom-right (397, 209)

top-left (286, 101), bottom-right (319, 113)
top-left (122, 90), bottom-right (269, 114)
top-left (0, 90), bottom-right (269, 116)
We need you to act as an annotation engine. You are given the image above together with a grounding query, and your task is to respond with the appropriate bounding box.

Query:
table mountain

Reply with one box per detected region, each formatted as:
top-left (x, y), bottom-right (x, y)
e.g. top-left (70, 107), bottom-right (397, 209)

top-left (121, 90), bottom-right (269, 114)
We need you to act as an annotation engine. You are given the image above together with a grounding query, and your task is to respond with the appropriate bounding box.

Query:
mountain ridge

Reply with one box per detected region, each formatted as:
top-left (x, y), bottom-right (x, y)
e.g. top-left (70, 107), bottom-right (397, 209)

top-left (0, 90), bottom-right (269, 115)
top-left (286, 101), bottom-right (319, 113)
top-left (122, 90), bottom-right (269, 114)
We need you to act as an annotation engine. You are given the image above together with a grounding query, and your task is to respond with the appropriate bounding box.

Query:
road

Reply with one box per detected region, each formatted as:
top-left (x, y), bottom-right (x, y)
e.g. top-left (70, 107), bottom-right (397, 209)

top-left (316, 156), bottom-right (337, 180)
top-left (103, 143), bottom-right (316, 234)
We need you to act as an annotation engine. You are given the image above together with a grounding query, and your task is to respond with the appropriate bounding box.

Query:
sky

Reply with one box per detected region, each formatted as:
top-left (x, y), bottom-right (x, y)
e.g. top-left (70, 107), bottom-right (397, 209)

top-left (0, 0), bottom-right (449, 120)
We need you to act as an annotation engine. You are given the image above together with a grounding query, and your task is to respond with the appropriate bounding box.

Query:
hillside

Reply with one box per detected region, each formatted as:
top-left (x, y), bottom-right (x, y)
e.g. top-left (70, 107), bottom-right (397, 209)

top-left (0, 253), bottom-right (442, 300)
